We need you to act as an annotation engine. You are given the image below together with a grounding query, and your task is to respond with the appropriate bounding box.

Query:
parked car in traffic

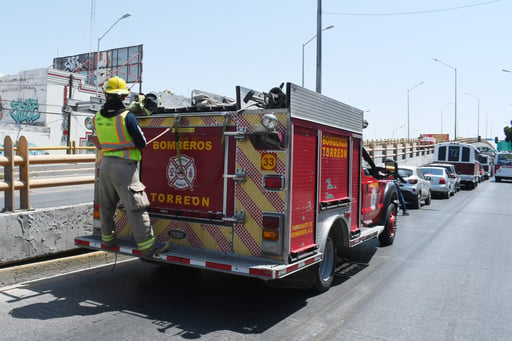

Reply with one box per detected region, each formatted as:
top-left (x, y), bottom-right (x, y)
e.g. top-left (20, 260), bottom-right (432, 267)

top-left (420, 166), bottom-right (456, 199)
top-left (429, 163), bottom-right (461, 192)
top-left (495, 152), bottom-right (512, 182)
top-left (397, 166), bottom-right (432, 208)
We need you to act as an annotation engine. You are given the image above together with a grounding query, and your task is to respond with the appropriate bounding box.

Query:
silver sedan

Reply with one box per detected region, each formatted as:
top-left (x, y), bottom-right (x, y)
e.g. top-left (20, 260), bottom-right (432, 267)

top-left (420, 166), bottom-right (456, 199)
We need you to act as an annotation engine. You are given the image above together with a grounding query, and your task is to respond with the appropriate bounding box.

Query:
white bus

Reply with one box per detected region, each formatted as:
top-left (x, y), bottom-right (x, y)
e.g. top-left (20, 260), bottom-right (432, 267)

top-left (434, 142), bottom-right (481, 189)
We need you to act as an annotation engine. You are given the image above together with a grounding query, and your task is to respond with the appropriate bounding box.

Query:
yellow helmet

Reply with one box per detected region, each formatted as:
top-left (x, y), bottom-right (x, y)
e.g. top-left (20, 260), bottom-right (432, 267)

top-left (103, 76), bottom-right (130, 95)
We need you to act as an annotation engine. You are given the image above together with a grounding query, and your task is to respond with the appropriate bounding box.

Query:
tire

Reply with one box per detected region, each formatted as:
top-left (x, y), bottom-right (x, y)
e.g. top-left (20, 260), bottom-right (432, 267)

top-left (444, 191), bottom-right (450, 199)
top-left (496, 177), bottom-right (501, 183)
top-left (379, 203), bottom-right (397, 246)
top-left (312, 232), bottom-right (336, 293)
top-left (412, 193), bottom-right (421, 209)
top-left (425, 191), bottom-right (431, 205)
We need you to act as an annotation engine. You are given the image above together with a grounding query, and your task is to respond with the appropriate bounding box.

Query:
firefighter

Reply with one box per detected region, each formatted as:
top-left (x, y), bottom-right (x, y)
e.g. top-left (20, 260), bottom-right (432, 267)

top-left (94, 76), bottom-right (160, 257)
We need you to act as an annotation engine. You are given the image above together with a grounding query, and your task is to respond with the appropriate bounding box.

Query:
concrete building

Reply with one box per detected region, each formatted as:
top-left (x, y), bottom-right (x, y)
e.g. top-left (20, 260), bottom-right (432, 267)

top-left (0, 68), bottom-right (97, 154)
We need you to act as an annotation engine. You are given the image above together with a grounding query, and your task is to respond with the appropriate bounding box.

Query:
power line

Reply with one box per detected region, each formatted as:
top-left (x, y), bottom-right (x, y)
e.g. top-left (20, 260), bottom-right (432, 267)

top-left (324, 0), bottom-right (502, 16)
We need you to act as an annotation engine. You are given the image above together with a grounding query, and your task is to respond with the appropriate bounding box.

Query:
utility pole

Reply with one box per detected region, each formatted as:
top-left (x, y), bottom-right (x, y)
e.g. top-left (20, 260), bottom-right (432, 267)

top-left (316, 0), bottom-right (322, 93)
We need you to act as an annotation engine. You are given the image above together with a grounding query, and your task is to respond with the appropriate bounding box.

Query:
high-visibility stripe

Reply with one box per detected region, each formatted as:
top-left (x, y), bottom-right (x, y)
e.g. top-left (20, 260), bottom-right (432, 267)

top-left (137, 237), bottom-right (155, 250)
top-left (102, 233), bottom-right (116, 242)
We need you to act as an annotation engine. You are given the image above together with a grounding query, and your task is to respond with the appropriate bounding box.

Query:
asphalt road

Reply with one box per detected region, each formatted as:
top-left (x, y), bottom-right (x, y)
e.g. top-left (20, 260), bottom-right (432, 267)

top-left (1, 179), bottom-right (511, 340)
top-left (0, 183), bottom-right (94, 210)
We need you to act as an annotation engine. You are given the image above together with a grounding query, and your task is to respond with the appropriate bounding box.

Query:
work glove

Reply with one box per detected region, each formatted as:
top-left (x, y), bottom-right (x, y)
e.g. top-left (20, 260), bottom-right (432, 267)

top-left (128, 94), bottom-right (158, 116)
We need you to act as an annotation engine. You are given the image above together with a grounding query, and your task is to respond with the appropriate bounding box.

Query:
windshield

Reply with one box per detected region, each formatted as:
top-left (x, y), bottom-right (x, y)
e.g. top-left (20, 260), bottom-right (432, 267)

top-left (398, 169), bottom-right (413, 177)
top-left (421, 167), bottom-right (444, 176)
top-left (497, 153), bottom-right (512, 165)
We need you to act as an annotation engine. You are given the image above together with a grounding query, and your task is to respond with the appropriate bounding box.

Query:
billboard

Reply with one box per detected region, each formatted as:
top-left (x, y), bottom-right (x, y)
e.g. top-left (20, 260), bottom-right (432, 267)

top-left (53, 44), bottom-right (143, 89)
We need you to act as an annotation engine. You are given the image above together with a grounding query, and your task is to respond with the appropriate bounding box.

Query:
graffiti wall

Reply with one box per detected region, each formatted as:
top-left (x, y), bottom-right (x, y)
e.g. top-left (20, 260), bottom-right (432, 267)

top-left (0, 68), bottom-right (46, 127)
top-left (0, 68), bottom-right (94, 152)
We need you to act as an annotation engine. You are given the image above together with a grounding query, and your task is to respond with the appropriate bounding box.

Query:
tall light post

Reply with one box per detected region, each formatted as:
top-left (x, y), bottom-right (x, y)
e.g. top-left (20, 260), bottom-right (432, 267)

top-left (441, 102), bottom-right (452, 134)
top-left (302, 25), bottom-right (334, 87)
top-left (95, 13), bottom-right (131, 96)
top-left (433, 58), bottom-right (457, 140)
top-left (464, 92), bottom-right (480, 139)
top-left (407, 81), bottom-right (424, 139)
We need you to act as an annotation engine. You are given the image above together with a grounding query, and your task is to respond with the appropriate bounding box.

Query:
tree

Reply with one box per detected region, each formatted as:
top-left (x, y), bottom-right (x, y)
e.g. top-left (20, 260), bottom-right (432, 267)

top-left (505, 126), bottom-right (512, 143)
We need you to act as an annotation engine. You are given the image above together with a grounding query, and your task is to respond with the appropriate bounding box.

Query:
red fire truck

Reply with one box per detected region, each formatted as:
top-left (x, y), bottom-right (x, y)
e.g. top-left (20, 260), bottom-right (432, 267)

top-left (75, 82), bottom-right (400, 292)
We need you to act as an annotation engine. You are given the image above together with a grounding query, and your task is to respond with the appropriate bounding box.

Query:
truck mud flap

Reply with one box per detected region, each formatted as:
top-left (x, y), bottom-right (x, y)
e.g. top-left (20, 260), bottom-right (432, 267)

top-left (75, 235), bottom-right (322, 280)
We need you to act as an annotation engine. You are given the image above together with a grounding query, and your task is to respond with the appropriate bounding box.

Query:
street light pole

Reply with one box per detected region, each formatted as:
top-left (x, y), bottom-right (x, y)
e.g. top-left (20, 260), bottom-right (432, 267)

top-left (316, 0), bottom-right (322, 93)
top-left (95, 13), bottom-right (131, 96)
top-left (465, 92), bottom-right (480, 139)
top-left (407, 81), bottom-right (424, 139)
top-left (433, 58), bottom-right (457, 140)
top-left (302, 25), bottom-right (334, 88)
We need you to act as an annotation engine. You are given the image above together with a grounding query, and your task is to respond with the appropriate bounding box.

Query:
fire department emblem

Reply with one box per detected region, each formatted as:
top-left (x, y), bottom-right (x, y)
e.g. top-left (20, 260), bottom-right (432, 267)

top-left (166, 155), bottom-right (196, 190)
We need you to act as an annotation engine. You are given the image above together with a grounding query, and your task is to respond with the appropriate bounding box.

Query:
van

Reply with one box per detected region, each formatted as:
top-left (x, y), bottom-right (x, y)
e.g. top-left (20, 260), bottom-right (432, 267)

top-left (495, 152), bottom-right (512, 182)
top-left (434, 142), bottom-right (480, 189)
top-left (479, 154), bottom-right (491, 180)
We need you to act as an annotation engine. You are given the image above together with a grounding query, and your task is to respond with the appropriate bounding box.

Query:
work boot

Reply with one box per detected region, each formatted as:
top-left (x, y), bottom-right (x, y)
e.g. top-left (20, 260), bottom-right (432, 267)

top-left (140, 242), bottom-right (164, 258)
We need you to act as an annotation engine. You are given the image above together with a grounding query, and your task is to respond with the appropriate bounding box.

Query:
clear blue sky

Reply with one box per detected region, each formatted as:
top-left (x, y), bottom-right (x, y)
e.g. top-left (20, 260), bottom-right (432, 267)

top-left (3, 0), bottom-right (512, 141)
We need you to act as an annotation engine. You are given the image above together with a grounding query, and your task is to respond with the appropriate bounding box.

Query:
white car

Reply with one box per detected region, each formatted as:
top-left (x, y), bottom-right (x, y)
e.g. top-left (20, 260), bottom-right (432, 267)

top-left (397, 166), bottom-right (432, 208)
top-left (420, 166), bottom-right (456, 199)
top-left (495, 152), bottom-right (512, 182)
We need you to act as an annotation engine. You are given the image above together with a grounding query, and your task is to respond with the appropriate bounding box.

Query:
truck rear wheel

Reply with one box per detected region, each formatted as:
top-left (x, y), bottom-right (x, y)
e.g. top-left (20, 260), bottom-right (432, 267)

top-left (312, 232), bottom-right (336, 292)
top-left (379, 203), bottom-right (397, 246)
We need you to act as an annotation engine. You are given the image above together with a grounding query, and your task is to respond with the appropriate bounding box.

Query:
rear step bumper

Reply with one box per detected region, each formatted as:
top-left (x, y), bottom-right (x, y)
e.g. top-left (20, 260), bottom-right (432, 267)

top-left (75, 235), bottom-right (322, 280)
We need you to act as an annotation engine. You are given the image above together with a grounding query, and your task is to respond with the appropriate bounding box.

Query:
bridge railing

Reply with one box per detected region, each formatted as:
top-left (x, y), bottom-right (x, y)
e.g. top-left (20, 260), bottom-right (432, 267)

top-left (0, 135), bottom-right (95, 212)
top-left (364, 138), bottom-right (436, 164)
top-left (0, 135), bottom-right (436, 212)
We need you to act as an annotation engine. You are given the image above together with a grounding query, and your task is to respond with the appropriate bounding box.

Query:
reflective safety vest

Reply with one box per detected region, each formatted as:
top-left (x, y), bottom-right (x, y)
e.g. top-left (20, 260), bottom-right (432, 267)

top-left (94, 110), bottom-right (142, 161)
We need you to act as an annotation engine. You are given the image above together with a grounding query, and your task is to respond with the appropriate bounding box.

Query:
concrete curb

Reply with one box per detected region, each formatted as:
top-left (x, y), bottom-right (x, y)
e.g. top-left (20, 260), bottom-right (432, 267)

top-left (0, 251), bottom-right (133, 287)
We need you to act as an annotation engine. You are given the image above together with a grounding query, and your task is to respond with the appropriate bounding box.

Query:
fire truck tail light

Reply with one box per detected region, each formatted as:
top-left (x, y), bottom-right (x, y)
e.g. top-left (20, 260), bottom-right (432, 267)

top-left (263, 214), bottom-right (281, 229)
top-left (262, 229), bottom-right (279, 241)
top-left (264, 175), bottom-right (285, 190)
top-left (93, 203), bottom-right (101, 220)
top-left (262, 213), bottom-right (284, 254)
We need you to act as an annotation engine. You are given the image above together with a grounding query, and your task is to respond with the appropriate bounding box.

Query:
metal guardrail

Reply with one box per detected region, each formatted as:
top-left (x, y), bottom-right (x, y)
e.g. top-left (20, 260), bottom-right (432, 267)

top-left (0, 135), bottom-right (95, 212)
top-left (0, 135), bottom-right (437, 212)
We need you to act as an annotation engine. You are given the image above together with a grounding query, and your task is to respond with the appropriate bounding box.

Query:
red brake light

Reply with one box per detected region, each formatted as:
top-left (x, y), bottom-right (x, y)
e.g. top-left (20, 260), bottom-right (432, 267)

top-left (439, 178), bottom-right (446, 184)
top-left (408, 179), bottom-right (418, 184)
top-left (263, 215), bottom-right (281, 229)
top-left (264, 175), bottom-right (285, 190)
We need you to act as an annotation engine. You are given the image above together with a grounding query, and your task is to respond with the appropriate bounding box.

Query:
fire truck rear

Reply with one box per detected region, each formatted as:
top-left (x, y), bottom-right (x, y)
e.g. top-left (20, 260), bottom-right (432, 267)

top-left (75, 82), bottom-right (399, 292)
